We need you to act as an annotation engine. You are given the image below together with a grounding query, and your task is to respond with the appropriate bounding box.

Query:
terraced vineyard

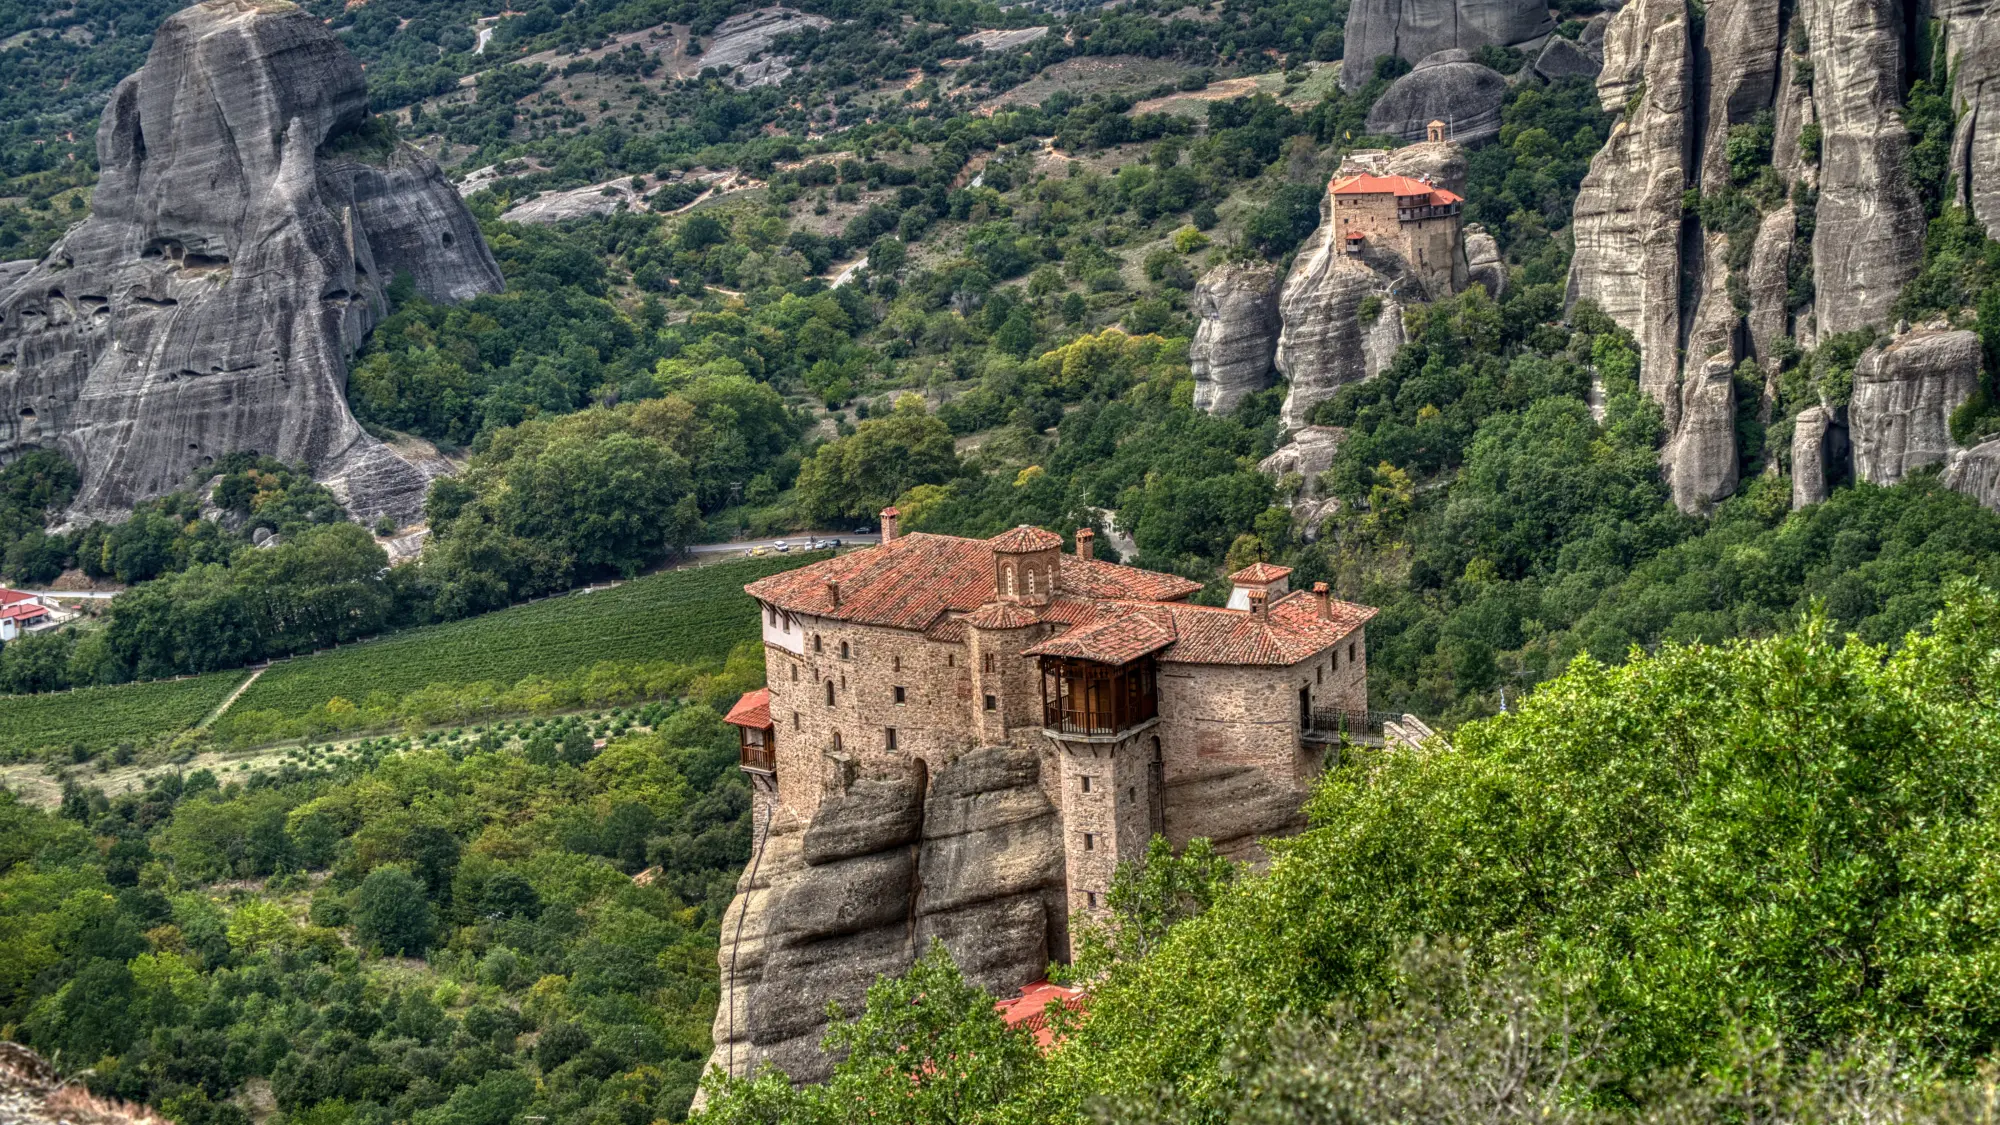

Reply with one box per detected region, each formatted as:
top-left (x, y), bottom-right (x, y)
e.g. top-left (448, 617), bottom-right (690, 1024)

top-left (0, 671), bottom-right (249, 755)
top-left (231, 553), bottom-right (823, 718)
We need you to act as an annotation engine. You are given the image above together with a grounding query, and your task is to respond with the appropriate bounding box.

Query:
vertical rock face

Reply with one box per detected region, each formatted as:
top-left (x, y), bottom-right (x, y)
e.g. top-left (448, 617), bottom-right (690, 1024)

top-left (1274, 195), bottom-right (1408, 432)
top-left (1462, 225), bottom-right (1506, 299)
top-left (1695, 0), bottom-right (1784, 194)
top-left (1566, 0), bottom-right (1691, 419)
top-left (1939, 2), bottom-right (2000, 235)
top-left (1943, 437), bottom-right (2000, 511)
top-left (1849, 330), bottom-right (1982, 485)
top-left (1802, 0), bottom-right (1922, 336)
top-left (707, 745), bottom-right (1065, 1086)
top-left (1791, 404), bottom-right (1843, 507)
top-left (1363, 51), bottom-right (1511, 145)
top-left (1668, 357), bottom-right (1741, 513)
top-left (1190, 263), bottom-right (1282, 415)
top-left (0, 0), bottom-right (501, 526)
top-left (1745, 205), bottom-right (1796, 365)
top-left (1340, 0), bottom-right (1554, 90)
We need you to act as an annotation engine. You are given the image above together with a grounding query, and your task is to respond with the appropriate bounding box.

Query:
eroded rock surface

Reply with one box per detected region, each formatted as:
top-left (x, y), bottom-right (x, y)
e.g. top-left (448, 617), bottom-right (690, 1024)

top-left (1791, 404), bottom-right (1844, 507)
top-left (1850, 330), bottom-right (1981, 486)
top-left (1190, 262), bottom-right (1282, 415)
top-left (1364, 51), bottom-right (1509, 145)
top-left (0, 0), bottom-right (500, 526)
top-left (1534, 35), bottom-right (1601, 80)
top-left (1275, 196), bottom-right (1408, 432)
top-left (1340, 0), bottom-right (1553, 90)
top-left (1667, 357), bottom-right (1740, 514)
top-left (1944, 437), bottom-right (2000, 511)
top-left (1463, 225), bottom-right (1506, 298)
top-left (707, 745), bottom-right (1064, 1086)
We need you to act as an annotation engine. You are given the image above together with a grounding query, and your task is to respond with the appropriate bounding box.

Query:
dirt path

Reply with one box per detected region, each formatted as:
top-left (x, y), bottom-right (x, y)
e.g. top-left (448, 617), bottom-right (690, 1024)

top-left (198, 667), bottom-right (263, 730)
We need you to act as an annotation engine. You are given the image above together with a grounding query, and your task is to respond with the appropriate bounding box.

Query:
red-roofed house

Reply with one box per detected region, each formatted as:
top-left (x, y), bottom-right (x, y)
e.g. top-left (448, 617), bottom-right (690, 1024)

top-left (1329, 170), bottom-right (1465, 294)
top-left (725, 511), bottom-right (1377, 921)
top-left (0, 588), bottom-right (65, 641)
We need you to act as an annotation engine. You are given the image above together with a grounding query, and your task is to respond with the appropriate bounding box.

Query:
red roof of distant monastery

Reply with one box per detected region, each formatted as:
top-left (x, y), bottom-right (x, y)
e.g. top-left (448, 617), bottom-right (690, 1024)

top-left (1330, 172), bottom-right (1463, 208)
top-left (747, 529), bottom-right (1375, 668)
top-left (722, 687), bottom-right (772, 729)
top-left (993, 980), bottom-right (1085, 1050)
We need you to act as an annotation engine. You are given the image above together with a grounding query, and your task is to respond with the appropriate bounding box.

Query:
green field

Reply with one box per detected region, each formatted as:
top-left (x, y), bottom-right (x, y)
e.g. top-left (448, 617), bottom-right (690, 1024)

top-left (0, 671), bottom-right (249, 755)
top-left (230, 553), bottom-right (822, 717)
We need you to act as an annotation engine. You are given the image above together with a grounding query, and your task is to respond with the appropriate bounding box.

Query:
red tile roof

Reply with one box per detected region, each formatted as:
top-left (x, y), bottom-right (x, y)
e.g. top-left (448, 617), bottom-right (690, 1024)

top-left (988, 525), bottom-right (1064, 553)
top-left (1024, 592), bottom-right (1377, 667)
top-left (994, 980), bottom-right (1085, 1050)
top-left (962, 601), bottom-right (1043, 630)
top-left (723, 687), bottom-right (773, 729)
top-left (1330, 173), bottom-right (1463, 208)
top-left (745, 532), bottom-right (1199, 632)
top-left (0, 603), bottom-right (49, 622)
top-left (0, 589), bottom-right (39, 606)
top-left (1229, 562), bottom-right (1293, 584)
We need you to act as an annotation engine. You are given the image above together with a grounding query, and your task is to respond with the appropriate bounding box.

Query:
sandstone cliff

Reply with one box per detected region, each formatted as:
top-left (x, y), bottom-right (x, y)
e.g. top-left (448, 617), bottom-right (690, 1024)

top-left (1190, 263), bottom-right (1282, 415)
top-left (705, 745), bottom-right (1066, 1086)
top-left (1340, 0), bottom-right (1553, 91)
top-left (1364, 51), bottom-right (1510, 145)
top-left (0, 0), bottom-right (501, 526)
top-left (1848, 330), bottom-right (1981, 487)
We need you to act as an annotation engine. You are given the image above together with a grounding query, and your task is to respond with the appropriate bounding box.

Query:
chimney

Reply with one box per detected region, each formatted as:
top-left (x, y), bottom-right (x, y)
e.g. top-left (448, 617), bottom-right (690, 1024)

top-left (880, 506), bottom-right (900, 543)
top-left (1313, 582), bottom-right (1331, 621)
top-left (827, 580), bottom-right (842, 609)
top-left (1076, 528), bottom-right (1094, 558)
top-left (1248, 587), bottom-right (1268, 619)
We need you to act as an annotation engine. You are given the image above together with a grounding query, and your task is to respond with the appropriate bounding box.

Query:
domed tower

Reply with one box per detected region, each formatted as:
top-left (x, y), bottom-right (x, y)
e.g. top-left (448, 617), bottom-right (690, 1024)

top-left (987, 525), bottom-right (1063, 607)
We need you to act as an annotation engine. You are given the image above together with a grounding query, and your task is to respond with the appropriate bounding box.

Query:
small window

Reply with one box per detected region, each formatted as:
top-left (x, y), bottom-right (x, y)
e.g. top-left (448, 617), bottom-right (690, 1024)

top-left (1332, 649), bottom-right (1339, 671)
top-left (893, 655), bottom-right (901, 672)
top-left (1316, 665), bottom-right (1323, 685)
top-left (1086, 891), bottom-right (1101, 909)
top-left (1083, 832), bottom-right (1096, 851)
top-left (947, 654), bottom-right (955, 667)
top-left (1080, 775), bottom-right (1092, 794)
top-left (1349, 641), bottom-right (1357, 662)
top-left (983, 694), bottom-right (997, 712)
top-left (825, 681), bottom-right (835, 706)
top-left (840, 640), bottom-right (851, 659)
top-left (791, 665), bottom-right (799, 682)
top-left (885, 727), bottom-right (898, 750)
top-left (792, 711), bottom-right (800, 730)
top-left (983, 653), bottom-right (995, 673)
top-left (832, 731), bottom-right (843, 751)
top-left (813, 634), bottom-right (823, 653)
top-left (766, 607), bottom-right (776, 625)
top-left (893, 685), bottom-right (906, 704)
top-left (1127, 787), bottom-right (1135, 805)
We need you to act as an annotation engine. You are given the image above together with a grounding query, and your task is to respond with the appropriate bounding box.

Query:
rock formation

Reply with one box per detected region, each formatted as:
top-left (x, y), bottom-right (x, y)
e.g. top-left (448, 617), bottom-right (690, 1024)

top-left (0, 1041), bottom-right (168, 1125)
top-left (1273, 213), bottom-right (1408, 432)
top-left (1943, 438), bottom-right (2000, 511)
top-left (1667, 357), bottom-right (1740, 514)
top-left (1848, 330), bottom-right (1980, 486)
top-left (1801, 0), bottom-right (1922, 336)
top-left (1190, 263), bottom-right (1283, 415)
top-left (1257, 425), bottom-right (1347, 532)
top-left (0, 0), bottom-right (501, 526)
top-left (1566, 0), bottom-right (1690, 421)
top-left (1364, 51), bottom-right (1509, 145)
top-left (1463, 225), bottom-right (1506, 299)
top-left (1790, 404), bottom-right (1844, 507)
top-left (707, 745), bottom-right (1065, 1085)
top-left (1693, 0), bottom-right (1783, 196)
top-left (1939, 1), bottom-right (2000, 235)
top-left (1533, 36), bottom-right (1601, 81)
top-left (1340, 0), bottom-right (1553, 90)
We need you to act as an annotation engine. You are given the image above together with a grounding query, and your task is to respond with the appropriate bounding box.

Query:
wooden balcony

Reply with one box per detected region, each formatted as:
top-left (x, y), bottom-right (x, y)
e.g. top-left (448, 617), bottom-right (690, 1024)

top-left (738, 731), bottom-right (775, 774)
top-left (1040, 656), bottom-right (1158, 738)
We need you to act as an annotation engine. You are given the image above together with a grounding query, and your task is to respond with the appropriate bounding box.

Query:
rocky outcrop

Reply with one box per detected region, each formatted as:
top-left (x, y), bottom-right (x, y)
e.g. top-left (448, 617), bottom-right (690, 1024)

top-left (1340, 0), bottom-right (1553, 90)
top-left (1258, 425), bottom-right (1347, 532)
top-left (1463, 225), bottom-right (1506, 298)
top-left (1667, 357), bottom-right (1739, 514)
top-left (1849, 330), bottom-right (1980, 486)
top-left (1943, 438), bottom-right (2000, 511)
top-left (1534, 36), bottom-right (1602, 81)
top-left (1273, 221), bottom-right (1407, 432)
top-left (500, 177), bottom-right (649, 224)
top-left (1566, 0), bottom-right (1690, 418)
top-left (1190, 263), bottom-right (1282, 415)
top-left (1791, 404), bottom-right (1845, 507)
top-left (1745, 205), bottom-right (1796, 365)
top-left (1364, 51), bottom-right (1509, 145)
top-left (1383, 141), bottom-right (1468, 197)
top-left (707, 745), bottom-right (1065, 1085)
top-left (1802, 0), bottom-right (1922, 335)
top-left (0, 0), bottom-right (501, 526)
top-left (1694, 0), bottom-right (1783, 195)
top-left (1938, 3), bottom-right (2000, 236)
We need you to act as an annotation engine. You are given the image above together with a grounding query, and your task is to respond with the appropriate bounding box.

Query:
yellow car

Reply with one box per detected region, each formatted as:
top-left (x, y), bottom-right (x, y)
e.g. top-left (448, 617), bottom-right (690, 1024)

top-left (747, 545), bottom-right (769, 557)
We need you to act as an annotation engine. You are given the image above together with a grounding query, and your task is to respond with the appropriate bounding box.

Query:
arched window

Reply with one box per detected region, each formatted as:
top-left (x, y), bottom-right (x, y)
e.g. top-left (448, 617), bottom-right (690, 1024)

top-left (1026, 568), bottom-right (1038, 595)
top-left (1004, 564), bottom-right (1015, 595)
top-left (825, 681), bottom-right (835, 706)
top-left (813, 634), bottom-right (823, 653)
top-left (840, 640), bottom-right (851, 659)
top-left (832, 730), bottom-right (843, 751)
top-left (791, 665), bottom-right (799, 682)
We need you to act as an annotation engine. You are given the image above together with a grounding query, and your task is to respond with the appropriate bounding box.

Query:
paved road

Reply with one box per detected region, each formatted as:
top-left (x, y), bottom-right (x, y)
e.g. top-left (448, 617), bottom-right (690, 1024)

top-left (689, 533), bottom-right (881, 555)
top-left (12, 588), bottom-right (120, 599)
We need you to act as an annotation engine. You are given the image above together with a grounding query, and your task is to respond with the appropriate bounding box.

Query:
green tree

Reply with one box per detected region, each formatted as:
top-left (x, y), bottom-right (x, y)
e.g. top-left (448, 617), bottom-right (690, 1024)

top-left (794, 395), bottom-right (960, 523)
top-left (353, 865), bottom-right (435, 956)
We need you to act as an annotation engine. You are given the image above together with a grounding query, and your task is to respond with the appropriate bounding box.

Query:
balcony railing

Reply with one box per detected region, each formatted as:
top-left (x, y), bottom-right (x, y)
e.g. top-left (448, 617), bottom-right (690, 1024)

top-left (1040, 655), bottom-right (1158, 738)
top-left (739, 740), bottom-right (776, 773)
top-left (1303, 707), bottom-right (1399, 741)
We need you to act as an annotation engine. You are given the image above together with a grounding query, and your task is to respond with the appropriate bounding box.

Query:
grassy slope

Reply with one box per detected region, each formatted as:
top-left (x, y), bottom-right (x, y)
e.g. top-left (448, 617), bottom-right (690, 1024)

top-left (0, 671), bottom-right (248, 755)
top-left (229, 553), bottom-right (824, 716)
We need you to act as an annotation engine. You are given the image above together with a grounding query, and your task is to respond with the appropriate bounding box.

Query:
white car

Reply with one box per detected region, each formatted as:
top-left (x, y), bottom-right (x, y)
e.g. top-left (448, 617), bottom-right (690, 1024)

top-left (773, 539), bottom-right (790, 552)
